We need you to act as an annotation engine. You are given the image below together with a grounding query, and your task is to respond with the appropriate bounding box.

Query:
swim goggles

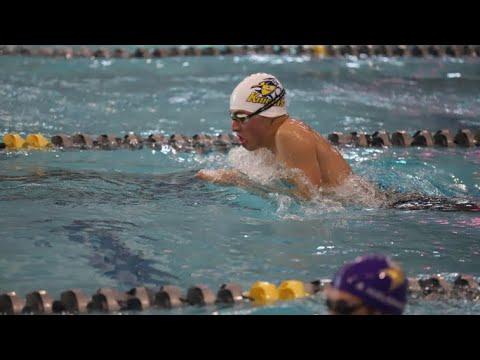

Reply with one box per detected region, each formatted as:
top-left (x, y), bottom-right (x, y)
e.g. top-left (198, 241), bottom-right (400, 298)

top-left (230, 88), bottom-right (286, 123)
top-left (326, 298), bottom-right (364, 315)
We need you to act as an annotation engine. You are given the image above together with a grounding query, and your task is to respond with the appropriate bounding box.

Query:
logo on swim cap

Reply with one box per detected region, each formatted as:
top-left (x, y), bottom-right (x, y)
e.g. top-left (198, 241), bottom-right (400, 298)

top-left (246, 78), bottom-right (286, 107)
top-left (380, 267), bottom-right (406, 291)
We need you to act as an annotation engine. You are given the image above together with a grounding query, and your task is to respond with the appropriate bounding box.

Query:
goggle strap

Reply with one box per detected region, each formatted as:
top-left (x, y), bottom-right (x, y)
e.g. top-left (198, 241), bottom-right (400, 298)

top-left (231, 88), bottom-right (286, 121)
top-left (250, 88), bottom-right (286, 117)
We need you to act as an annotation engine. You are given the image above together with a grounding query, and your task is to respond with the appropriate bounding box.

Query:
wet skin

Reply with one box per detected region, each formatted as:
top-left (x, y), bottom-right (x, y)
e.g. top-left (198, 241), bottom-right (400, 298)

top-left (196, 111), bottom-right (352, 199)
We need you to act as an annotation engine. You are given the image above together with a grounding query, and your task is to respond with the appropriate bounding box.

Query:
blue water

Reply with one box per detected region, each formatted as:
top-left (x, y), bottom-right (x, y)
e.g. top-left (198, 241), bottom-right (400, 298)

top-left (1, 51), bottom-right (480, 314)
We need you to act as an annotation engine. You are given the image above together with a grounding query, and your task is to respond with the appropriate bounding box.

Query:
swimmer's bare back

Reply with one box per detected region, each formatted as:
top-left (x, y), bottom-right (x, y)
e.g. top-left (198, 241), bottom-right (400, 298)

top-left (274, 119), bottom-right (352, 189)
top-left (275, 122), bottom-right (479, 211)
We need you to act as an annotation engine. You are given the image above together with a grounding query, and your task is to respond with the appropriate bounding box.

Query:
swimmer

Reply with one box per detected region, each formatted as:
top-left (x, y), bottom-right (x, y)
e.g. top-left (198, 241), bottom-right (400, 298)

top-left (196, 73), bottom-right (352, 199)
top-left (194, 73), bottom-right (480, 211)
top-left (324, 255), bottom-right (408, 315)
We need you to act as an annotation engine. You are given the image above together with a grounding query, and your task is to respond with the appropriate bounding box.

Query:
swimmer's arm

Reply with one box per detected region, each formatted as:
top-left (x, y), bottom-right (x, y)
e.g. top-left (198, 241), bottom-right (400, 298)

top-left (195, 169), bottom-right (256, 188)
top-left (275, 131), bottom-right (323, 200)
top-left (195, 168), bottom-right (301, 198)
top-left (195, 168), bottom-right (307, 199)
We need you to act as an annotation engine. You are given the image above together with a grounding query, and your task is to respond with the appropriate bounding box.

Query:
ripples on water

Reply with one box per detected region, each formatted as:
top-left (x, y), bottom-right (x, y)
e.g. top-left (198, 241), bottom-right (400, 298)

top-left (2, 55), bottom-right (480, 136)
top-left (0, 54), bottom-right (479, 314)
top-left (0, 148), bottom-right (479, 314)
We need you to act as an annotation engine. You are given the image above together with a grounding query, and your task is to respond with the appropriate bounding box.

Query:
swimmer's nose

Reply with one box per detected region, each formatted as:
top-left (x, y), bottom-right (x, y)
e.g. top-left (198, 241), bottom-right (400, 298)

top-left (231, 120), bottom-right (241, 132)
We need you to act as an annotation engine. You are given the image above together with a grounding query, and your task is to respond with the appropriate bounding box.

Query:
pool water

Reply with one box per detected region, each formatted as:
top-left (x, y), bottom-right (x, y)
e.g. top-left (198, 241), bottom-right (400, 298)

top-left (1, 51), bottom-right (479, 314)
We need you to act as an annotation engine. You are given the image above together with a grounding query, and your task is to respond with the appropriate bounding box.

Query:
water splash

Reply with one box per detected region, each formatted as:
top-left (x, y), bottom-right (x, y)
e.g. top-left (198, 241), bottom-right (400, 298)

top-left (227, 147), bottom-right (281, 186)
top-left (224, 147), bottom-right (386, 219)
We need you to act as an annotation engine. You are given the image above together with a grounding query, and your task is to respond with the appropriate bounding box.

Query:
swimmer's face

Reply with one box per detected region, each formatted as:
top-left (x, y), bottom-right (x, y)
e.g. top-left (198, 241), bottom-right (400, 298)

top-left (324, 285), bottom-right (377, 315)
top-left (231, 110), bottom-right (272, 151)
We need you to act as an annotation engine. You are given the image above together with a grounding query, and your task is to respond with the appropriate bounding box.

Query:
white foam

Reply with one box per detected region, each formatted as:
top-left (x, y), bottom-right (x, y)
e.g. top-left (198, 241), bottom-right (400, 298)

top-left (315, 174), bottom-right (386, 208)
top-left (225, 147), bottom-right (386, 219)
top-left (227, 147), bottom-right (281, 186)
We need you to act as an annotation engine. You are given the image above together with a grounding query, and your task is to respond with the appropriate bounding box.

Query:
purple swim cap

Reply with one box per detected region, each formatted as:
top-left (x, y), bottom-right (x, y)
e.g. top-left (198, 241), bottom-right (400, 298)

top-left (331, 255), bottom-right (408, 315)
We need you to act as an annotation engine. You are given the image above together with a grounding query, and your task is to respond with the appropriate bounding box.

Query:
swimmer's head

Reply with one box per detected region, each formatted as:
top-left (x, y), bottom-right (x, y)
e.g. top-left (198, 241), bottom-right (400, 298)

top-left (230, 73), bottom-right (288, 150)
top-left (325, 254), bottom-right (408, 315)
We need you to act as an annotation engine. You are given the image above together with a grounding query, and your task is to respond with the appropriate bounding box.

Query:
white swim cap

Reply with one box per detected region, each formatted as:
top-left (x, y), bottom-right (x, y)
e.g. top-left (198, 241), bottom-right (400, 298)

top-left (230, 73), bottom-right (287, 118)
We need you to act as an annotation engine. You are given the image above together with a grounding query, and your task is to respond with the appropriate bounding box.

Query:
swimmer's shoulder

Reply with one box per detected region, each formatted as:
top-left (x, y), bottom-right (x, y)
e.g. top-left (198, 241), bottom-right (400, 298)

top-left (277, 118), bottom-right (315, 138)
top-left (275, 118), bottom-right (317, 148)
top-left (278, 118), bottom-right (331, 148)
top-left (280, 119), bottom-right (347, 164)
